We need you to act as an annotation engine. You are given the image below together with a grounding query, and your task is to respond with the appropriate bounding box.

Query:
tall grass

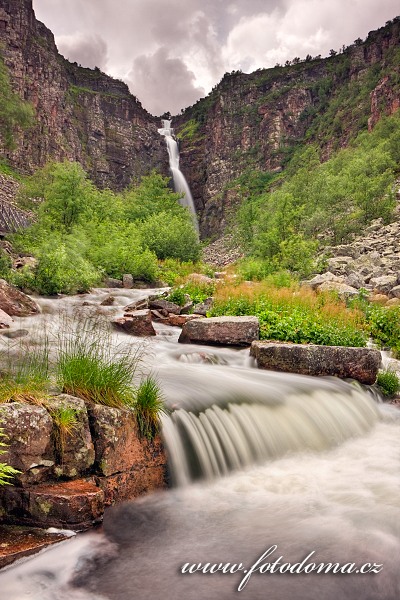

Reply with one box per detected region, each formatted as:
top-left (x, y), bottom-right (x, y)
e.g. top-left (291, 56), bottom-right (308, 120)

top-left (0, 336), bottom-right (50, 404)
top-left (57, 316), bottom-right (141, 408)
top-left (131, 376), bottom-right (168, 440)
top-left (210, 281), bottom-right (367, 347)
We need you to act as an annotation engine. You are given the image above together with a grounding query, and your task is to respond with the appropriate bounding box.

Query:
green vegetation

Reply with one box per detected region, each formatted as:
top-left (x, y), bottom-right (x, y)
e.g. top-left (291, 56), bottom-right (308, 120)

top-left (131, 376), bottom-right (168, 440)
top-left (176, 119), bottom-right (201, 142)
top-left (57, 318), bottom-right (138, 408)
top-left (209, 281), bottom-right (367, 347)
top-left (234, 113), bottom-right (400, 276)
top-left (0, 53), bottom-right (34, 149)
top-left (0, 427), bottom-right (20, 485)
top-left (167, 275), bottom-right (216, 306)
top-left (48, 405), bottom-right (79, 458)
top-left (376, 369), bottom-right (400, 398)
top-left (7, 163), bottom-right (201, 294)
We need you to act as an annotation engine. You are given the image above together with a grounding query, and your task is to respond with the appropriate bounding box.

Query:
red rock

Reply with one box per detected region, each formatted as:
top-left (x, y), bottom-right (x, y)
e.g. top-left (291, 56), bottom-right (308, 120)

top-left (0, 279), bottom-right (39, 317)
top-left (0, 525), bottom-right (68, 569)
top-left (0, 308), bottom-right (13, 328)
top-left (27, 479), bottom-right (104, 530)
top-left (89, 406), bottom-right (166, 477)
top-left (167, 314), bottom-right (202, 327)
top-left (112, 310), bottom-right (156, 336)
top-left (96, 464), bottom-right (167, 506)
top-left (149, 299), bottom-right (181, 314)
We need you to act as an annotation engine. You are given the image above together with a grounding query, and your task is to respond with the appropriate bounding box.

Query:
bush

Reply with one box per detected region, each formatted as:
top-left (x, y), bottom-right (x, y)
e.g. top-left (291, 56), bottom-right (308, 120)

top-left (139, 212), bottom-right (201, 262)
top-left (365, 304), bottom-right (400, 357)
top-left (34, 242), bottom-right (101, 295)
top-left (376, 370), bottom-right (400, 398)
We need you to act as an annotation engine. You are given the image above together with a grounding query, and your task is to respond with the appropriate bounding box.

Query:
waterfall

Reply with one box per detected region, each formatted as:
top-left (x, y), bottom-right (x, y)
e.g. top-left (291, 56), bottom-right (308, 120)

top-left (158, 120), bottom-right (199, 234)
top-left (159, 366), bottom-right (380, 486)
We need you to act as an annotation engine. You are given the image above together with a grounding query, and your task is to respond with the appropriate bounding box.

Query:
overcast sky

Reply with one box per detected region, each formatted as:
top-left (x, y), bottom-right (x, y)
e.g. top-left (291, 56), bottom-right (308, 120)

top-left (32, 0), bottom-right (399, 116)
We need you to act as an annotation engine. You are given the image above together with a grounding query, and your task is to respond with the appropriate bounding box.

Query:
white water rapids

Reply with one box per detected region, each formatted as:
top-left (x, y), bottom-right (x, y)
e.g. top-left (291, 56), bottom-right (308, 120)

top-left (0, 287), bottom-right (399, 599)
top-left (158, 119), bottom-right (199, 234)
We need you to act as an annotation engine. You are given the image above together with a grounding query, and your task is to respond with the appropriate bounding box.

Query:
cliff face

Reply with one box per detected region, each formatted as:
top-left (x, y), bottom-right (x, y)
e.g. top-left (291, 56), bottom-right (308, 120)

top-left (175, 19), bottom-right (400, 238)
top-left (0, 0), bottom-right (167, 188)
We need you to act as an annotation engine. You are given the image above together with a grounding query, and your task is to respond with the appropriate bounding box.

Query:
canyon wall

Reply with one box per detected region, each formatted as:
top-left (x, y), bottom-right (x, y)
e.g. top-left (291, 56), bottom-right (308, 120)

top-left (0, 0), bottom-right (167, 189)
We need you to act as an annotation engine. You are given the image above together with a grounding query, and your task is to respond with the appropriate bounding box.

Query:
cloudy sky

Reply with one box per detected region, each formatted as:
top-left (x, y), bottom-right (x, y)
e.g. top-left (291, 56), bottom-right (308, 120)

top-left (32, 0), bottom-right (399, 116)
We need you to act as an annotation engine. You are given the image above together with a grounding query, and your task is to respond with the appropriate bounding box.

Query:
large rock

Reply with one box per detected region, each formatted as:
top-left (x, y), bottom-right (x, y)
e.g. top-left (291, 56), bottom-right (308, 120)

top-left (46, 395), bottom-right (95, 479)
top-left (26, 479), bottom-right (104, 530)
top-left (179, 316), bottom-right (259, 346)
top-left (0, 279), bottom-right (39, 317)
top-left (370, 274), bottom-right (398, 295)
top-left (303, 272), bottom-right (344, 291)
top-left (89, 405), bottom-right (165, 477)
top-left (0, 309), bottom-right (13, 329)
top-left (149, 299), bottom-right (181, 315)
top-left (112, 310), bottom-right (156, 336)
top-left (317, 281), bottom-right (359, 299)
top-left (250, 342), bottom-right (381, 384)
top-left (0, 403), bottom-right (54, 484)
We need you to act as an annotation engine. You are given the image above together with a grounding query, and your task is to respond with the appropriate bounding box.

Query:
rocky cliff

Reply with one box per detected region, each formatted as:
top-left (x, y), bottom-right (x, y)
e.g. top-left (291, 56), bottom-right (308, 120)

top-left (174, 18), bottom-right (400, 238)
top-left (0, 0), bottom-right (167, 189)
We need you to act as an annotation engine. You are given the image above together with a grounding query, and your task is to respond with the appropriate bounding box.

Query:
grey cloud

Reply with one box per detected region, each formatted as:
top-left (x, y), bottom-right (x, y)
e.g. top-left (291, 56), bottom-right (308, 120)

top-left (127, 48), bottom-right (205, 116)
top-left (57, 33), bottom-right (108, 71)
top-left (33, 0), bottom-right (400, 115)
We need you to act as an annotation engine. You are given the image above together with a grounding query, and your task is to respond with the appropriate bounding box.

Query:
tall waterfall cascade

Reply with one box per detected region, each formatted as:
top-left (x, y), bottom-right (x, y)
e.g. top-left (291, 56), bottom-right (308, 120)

top-left (158, 120), bottom-right (199, 234)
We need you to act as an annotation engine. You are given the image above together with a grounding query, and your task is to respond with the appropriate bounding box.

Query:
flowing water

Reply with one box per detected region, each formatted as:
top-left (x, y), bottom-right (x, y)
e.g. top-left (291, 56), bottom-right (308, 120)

top-left (158, 120), bottom-right (199, 233)
top-left (0, 288), bottom-right (399, 599)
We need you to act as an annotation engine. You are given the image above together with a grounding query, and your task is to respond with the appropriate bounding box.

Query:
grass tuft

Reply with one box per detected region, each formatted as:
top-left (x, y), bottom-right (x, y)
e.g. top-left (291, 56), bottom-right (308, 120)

top-left (131, 376), bottom-right (168, 440)
top-left (376, 369), bottom-right (400, 398)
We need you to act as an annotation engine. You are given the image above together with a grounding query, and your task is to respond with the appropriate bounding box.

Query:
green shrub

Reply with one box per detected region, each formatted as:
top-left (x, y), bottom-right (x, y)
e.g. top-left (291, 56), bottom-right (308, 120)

top-left (139, 212), bottom-right (201, 262)
top-left (365, 304), bottom-right (400, 357)
top-left (0, 249), bottom-right (12, 279)
top-left (34, 241), bottom-right (101, 295)
top-left (376, 369), bottom-right (400, 397)
top-left (167, 287), bottom-right (187, 306)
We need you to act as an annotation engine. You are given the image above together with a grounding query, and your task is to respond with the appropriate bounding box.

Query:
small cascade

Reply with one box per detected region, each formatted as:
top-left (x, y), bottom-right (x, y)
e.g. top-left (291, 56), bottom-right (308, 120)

top-left (158, 119), bottom-right (199, 233)
top-left (159, 366), bottom-right (380, 486)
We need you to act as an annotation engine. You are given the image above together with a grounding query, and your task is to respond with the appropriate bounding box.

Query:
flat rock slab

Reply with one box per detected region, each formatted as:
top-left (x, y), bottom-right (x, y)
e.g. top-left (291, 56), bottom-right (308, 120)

top-left (27, 479), bottom-right (104, 530)
top-left (250, 342), bottom-right (381, 384)
top-left (179, 316), bottom-right (259, 346)
top-left (0, 525), bottom-right (68, 569)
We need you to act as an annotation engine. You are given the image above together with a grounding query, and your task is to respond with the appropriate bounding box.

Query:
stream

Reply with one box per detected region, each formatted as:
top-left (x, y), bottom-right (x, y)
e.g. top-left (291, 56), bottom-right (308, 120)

top-left (0, 287), bottom-right (399, 600)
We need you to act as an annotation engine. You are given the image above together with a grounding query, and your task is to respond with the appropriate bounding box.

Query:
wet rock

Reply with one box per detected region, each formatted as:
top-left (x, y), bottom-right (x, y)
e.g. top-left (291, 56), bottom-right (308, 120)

top-left (250, 342), bottom-right (381, 385)
top-left (122, 274), bottom-right (134, 289)
top-left (193, 297), bottom-right (213, 315)
top-left (0, 328), bottom-right (29, 339)
top-left (46, 395), bottom-right (95, 479)
top-left (149, 299), bottom-right (181, 315)
top-left (0, 524), bottom-right (68, 569)
top-left (112, 310), bottom-right (156, 336)
top-left (167, 314), bottom-right (202, 327)
top-left (104, 278), bottom-right (123, 288)
top-left (27, 479), bottom-right (104, 530)
top-left (96, 463), bottom-right (167, 506)
top-left (100, 295), bottom-right (116, 306)
top-left (150, 309), bottom-right (169, 322)
top-left (0, 308), bottom-right (13, 328)
top-left (0, 279), bottom-right (39, 317)
top-left (89, 406), bottom-right (165, 477)
top-left (179, 316), bottom-right (260, 346)
top-left (179, 301), bottom-right (194, 315)
top-left (124, 297), bottom-right (149, 312)
top-left (0, 403), bottom-right (54, 485)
